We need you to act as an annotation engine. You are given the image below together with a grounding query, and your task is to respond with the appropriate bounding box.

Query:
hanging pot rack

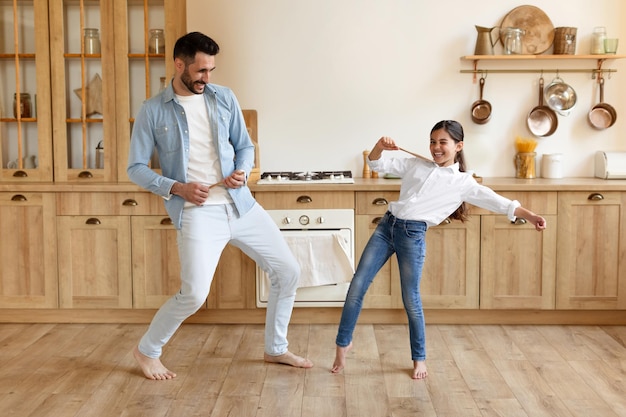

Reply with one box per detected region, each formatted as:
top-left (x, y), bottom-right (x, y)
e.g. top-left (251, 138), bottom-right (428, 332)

top-left (460, 55), bottom-right (624, 82)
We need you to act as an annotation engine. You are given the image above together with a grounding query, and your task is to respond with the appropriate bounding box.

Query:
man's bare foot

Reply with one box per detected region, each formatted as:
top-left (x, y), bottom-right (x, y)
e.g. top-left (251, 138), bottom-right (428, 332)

top-left (412, 360), bottom-right (428, 380)
top-left (331, 342), bottom-right (353, 373)
top-left (264, 351), bottom-right (313, 368)
top-left (133, 345), bottom-right (177, 380)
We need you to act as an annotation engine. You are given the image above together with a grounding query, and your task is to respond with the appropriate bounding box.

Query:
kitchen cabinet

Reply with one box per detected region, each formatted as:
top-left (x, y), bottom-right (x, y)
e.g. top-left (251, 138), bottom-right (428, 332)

top-left (422, 217), bottom-right (480, 309)
top-left (355, 191), bottom-right (481, 309)
top-left (0, 192), bottom-right (57, 308)
top-left (0, 0), bottom-right (54, 182)
top-left (556, 191), bottom-right (626, 309)
top-left (355, 191), bottom-right (400, 308)
top-left (479, 192), bottom-right (558, 309)
top-left (48, 0), bottom-right (186, 182)
top-left (355, 192), bottom-right (482, 309)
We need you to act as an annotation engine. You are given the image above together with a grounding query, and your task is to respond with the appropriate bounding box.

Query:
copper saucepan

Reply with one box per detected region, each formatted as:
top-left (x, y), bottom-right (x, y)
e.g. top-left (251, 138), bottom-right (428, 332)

top-left (588, 77), bottom-right (617, 130)
top-left (471, 76), bottom-right (492, 124)
top-left (527, 77), bottom-right (558, 137)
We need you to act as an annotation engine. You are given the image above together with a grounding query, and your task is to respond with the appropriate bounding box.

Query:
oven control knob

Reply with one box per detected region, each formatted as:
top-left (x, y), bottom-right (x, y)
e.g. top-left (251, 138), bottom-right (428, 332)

top-left (317, 216), bottom-right (325, 224)
top-left (299, 215), bottom-right (310, 226)
top-left (282, 217), bottom-right (292, 225)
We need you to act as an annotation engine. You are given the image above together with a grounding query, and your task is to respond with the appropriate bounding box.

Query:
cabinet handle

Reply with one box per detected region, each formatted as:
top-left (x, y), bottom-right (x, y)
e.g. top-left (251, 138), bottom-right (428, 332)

top-left (297, 195), bottom-right (312, 203)
top-left (122, 199), bottom-right (138, 206)
top-left (372, 216), bottom-right (383, 225)
top-left (440, 218), bottom-right (451, 225)
top-left (588, 193), bottom-right (604, 201)
top-left (511, 218), bottom-right (527, 225)
top-left (372, 197), bottom-right (388, 206)
top-left (85, 218), bottom-right (101, 225)
top-left (12, 170), bottom-right (27, 178)
top-left (160, 218), bottom-right (173, 226)
top-left (11, 194), bottom-right (27, 201)
top-left (78, 171), bottom-right (93, 178)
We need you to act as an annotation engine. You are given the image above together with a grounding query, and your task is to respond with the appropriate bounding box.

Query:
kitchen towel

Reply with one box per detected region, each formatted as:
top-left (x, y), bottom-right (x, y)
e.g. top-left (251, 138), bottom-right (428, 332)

top-left (284, 233), bottom-right (354, 288)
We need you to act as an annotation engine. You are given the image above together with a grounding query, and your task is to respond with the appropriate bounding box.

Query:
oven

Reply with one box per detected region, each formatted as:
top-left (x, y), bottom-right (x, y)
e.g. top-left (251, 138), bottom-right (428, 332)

top-left (256, 208), bottom-right (355, 307)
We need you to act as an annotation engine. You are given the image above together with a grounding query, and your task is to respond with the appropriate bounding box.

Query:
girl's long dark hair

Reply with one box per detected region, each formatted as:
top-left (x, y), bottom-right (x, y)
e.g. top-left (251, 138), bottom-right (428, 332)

top-left (431, 120), bottom-right (470, 222)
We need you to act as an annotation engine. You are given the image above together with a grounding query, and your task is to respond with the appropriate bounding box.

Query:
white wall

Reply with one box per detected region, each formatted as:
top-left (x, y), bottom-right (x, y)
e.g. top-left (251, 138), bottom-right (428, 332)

top-left (188, 0), bottom-right (625, 178)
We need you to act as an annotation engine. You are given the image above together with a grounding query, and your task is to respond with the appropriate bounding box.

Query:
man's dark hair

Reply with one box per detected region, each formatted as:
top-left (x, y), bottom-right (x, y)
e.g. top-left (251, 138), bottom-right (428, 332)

top-left (173, 32), bottom-right (220, 63)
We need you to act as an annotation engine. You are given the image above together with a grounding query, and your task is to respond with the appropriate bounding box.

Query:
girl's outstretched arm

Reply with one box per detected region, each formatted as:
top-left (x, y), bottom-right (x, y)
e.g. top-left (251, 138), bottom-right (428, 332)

top-left (514, 207), bottom-right (547, 231)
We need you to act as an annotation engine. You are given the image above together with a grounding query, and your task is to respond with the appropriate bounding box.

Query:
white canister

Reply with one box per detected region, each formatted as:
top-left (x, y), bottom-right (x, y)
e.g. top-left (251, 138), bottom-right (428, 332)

top-left (541, 153), bottom-right (563, 178)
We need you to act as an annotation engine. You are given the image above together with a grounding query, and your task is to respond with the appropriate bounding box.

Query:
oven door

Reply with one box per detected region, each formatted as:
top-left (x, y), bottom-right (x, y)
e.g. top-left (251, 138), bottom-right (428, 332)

top-left (256, 228), bottom-right (354, 307)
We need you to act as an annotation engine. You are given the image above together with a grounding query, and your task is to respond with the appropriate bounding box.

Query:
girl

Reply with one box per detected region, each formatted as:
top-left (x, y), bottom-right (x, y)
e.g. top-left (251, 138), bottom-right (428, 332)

top-left (331, 120), bottom-right (546, 379)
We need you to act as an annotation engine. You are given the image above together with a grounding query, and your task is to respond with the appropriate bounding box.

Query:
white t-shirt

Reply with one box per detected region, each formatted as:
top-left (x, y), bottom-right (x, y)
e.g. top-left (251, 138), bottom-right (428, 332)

top-left (176, 93), bottom-right (232, 206)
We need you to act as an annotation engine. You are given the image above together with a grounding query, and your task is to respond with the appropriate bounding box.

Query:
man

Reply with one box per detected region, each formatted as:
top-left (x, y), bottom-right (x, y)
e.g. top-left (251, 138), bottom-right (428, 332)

top-left (128, 32), bottom-right (312, 380)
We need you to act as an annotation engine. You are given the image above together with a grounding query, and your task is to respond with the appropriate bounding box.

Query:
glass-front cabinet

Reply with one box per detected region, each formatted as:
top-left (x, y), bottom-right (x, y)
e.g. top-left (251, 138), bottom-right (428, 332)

top-left (113, 0), bottom-right (185, 181)
top-left (49, 0), bottom-right (116, 182)
top-left (0, 1), bottom-right (53, 182)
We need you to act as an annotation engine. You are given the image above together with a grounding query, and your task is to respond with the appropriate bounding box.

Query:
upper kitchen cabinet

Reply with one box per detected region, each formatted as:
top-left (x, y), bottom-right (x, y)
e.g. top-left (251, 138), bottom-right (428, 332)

top-left (47, 0), bottom-right (186, 183)
top-left (0, 1), bottom-right (53, 182)
top-left (113, 0), bottom-right (186, 182)
top-left (49, 0), bottom-right (117, 182)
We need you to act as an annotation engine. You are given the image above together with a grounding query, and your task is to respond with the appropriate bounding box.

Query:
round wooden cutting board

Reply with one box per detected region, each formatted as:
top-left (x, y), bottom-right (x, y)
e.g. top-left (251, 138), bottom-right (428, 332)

top-left (500, 5), bottom-right (554, 54)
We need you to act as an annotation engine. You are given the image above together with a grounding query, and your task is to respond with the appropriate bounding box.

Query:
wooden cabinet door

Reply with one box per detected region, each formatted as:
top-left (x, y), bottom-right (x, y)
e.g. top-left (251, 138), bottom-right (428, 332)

top-left (57, 215), bottom-right (132, 308)
top-left (422, 217), bottom-right (480, 309)
top-left (0, 0), bottom-right (54, 182)
top-left (355, 214), bottom-right (401, 308)
top-left (131, 216), bottom-right (181, 309)
top-left (480, 215), bottom-right (557, 309)
top-left (556, 192), bottom-right (626, 309)
top-left (0, 192), bottom-right (57, 308)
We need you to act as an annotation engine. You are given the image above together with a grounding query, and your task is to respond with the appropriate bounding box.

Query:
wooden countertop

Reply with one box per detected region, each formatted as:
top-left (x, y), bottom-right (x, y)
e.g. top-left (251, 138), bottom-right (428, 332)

top-left (2, 177), bottom-right (626, 193)
top-left (251, 177), bottom-right (626, 192)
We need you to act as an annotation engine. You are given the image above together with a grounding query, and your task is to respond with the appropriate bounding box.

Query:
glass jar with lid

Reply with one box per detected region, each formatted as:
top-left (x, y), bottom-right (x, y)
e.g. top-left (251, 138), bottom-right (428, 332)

top-left (84, 28), bottom-right (101, 54)
top-left (502, 27), bottom-right (525, 54)
top-left (13, 93), bottom-right (32, 118)
top-left (149, 29), bottom-right (165, 54)
top-left (591, 26), bottom-right (606, 54)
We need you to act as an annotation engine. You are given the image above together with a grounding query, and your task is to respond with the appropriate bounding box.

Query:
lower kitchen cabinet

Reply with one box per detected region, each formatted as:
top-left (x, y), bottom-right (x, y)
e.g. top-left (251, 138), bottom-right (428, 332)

top-left (480, 214), bottom-right (557, 309)
top-left (556, 191), bottom-right (626, 310)
top-left (57, 215), bottom-right (132, 308)
top-left (131, 215), bottom-right (181, 309)
top-left (480, 191), bottom-right (557, 309)
top-left (0, 192), bottom-right (58, 308)
top-left (422, 216), bottom-right (480, 309)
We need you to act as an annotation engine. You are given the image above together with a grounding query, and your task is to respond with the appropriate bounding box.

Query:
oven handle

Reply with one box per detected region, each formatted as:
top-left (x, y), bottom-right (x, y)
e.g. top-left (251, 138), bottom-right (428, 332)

top-left (297, 195), bottom-right (313, 203)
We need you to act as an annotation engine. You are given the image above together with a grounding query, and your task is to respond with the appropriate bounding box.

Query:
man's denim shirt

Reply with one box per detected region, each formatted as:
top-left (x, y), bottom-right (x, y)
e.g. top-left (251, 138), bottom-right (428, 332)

top-left (127, 82), bottom-right (256, 229)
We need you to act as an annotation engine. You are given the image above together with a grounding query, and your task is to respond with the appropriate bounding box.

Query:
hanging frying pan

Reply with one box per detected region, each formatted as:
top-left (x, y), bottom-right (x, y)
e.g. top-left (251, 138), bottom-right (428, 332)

top-left (588, 77), bottom-right (617, 129)
top-left (527, 77), bottom-right (558, 137)
top-left (471, 76), bottom-right (492, 124)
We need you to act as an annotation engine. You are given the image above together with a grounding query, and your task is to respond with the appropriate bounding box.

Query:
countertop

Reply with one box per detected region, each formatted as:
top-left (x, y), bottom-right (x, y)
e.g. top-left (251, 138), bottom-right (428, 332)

top-left (2, 177), bottom-right (626, 192)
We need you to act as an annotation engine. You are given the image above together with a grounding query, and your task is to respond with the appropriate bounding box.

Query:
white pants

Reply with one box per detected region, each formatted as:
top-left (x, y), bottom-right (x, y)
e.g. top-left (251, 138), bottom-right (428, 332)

top-left (138, 202), bottom-right (300, 357)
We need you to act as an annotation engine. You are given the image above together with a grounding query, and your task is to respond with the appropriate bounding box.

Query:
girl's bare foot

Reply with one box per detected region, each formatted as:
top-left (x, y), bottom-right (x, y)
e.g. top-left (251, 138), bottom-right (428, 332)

top-left (331, 342), bottom-right (353, 373)
top-left (412, 360), bottom-right (428, 379)
top-left (133, 345), bottom-right (177, 380)
top-left (264, 351), bottom-right (313, 368)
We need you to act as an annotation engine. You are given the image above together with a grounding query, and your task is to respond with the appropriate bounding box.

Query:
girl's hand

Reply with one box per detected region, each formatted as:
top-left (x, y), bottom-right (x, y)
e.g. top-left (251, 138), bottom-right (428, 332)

top-left (377, 136), bottom-right (399, 151)
top-left (532, 215), bottom-right (547, 231)
top-left (370, 136), bottom-right (398, 160)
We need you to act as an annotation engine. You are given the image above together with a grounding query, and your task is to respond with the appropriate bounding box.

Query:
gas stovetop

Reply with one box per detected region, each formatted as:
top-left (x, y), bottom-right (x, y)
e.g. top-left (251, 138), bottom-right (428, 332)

top-left (256, 171), bottom-right (354, 184)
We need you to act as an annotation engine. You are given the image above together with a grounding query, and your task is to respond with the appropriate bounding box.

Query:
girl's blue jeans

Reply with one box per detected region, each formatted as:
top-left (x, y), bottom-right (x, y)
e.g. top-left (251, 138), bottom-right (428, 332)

top-left (336, 211), bottom-right (427, 361)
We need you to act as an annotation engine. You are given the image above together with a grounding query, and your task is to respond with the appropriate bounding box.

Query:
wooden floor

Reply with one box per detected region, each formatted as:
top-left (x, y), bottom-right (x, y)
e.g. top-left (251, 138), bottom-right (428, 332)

top-left (1, 323), bottom-right (626, 417)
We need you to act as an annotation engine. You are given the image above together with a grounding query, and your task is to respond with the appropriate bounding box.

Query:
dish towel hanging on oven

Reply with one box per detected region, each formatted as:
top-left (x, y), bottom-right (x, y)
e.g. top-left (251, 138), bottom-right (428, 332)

top-left (283, 233), bottom-right (354, 288)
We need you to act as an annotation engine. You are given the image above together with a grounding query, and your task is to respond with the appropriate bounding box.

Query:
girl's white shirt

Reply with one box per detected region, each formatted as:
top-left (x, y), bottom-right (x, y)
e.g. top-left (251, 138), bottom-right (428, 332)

top-left (369, 157), bottom-right (519, 227)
